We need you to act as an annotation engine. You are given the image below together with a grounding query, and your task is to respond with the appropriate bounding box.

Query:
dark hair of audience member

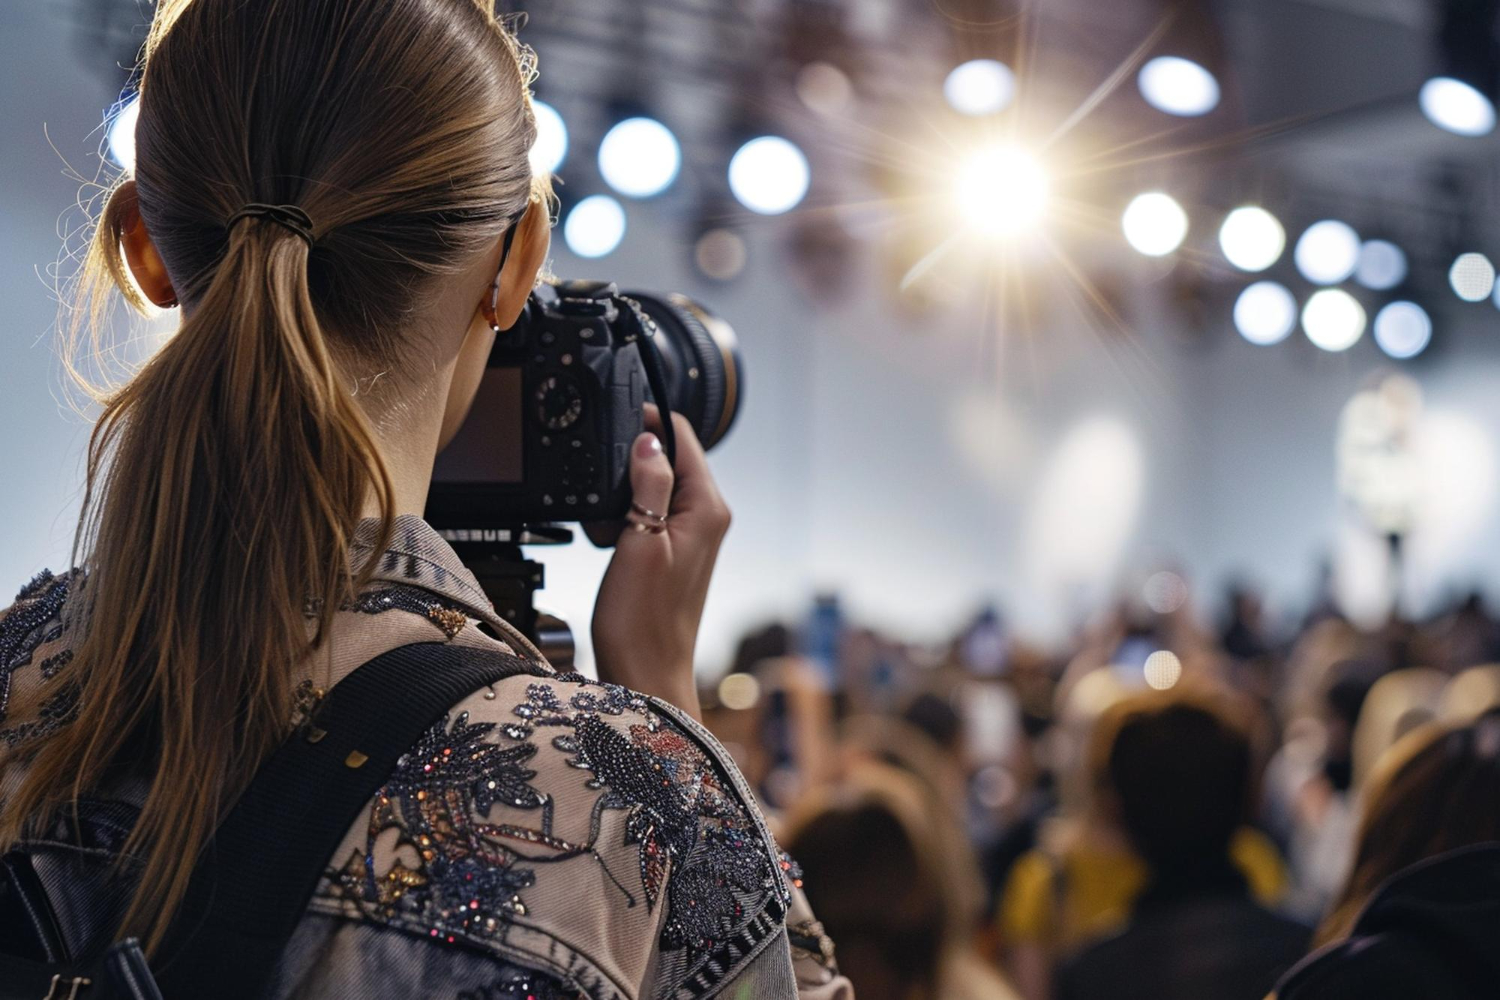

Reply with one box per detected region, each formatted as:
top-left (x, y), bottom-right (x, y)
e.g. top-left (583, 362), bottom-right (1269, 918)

top-left (1315, 710), bottom-right (1500, 946)
top-left (784, 777), bottom-right (947, 1000)
top-left (1098, 693), bottom-right (1253, 878)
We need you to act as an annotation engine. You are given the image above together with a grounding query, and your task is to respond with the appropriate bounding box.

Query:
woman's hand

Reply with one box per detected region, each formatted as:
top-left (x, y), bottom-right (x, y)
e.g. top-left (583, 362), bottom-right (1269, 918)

top-left (591, 408), bottom-right (730, 719)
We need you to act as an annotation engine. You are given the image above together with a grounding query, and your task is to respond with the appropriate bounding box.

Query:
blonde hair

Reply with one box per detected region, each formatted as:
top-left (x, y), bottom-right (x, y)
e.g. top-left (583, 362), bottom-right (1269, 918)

top-left (1, 0), bottom-right (545, 953)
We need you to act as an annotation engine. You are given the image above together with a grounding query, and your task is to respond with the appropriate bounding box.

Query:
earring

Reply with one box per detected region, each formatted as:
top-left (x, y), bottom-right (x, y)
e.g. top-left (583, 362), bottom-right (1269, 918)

top-left (485, 280), bottom-right (502, 334)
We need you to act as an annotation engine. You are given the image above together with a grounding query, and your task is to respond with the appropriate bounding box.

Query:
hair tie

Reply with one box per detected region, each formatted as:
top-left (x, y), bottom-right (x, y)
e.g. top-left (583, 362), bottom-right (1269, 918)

top-left (226, 202), bottom-right (316, 245)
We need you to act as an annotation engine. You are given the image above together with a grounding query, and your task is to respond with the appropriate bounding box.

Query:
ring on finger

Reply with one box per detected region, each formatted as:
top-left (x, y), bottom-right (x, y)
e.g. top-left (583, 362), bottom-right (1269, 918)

top-left (628, 501), bottom-right (668, 534)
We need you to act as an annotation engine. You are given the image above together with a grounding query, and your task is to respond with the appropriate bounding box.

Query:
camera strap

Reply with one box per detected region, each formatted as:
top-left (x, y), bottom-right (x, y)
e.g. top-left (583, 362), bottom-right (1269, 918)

top-left (614, 295), bottom-right (679, 469)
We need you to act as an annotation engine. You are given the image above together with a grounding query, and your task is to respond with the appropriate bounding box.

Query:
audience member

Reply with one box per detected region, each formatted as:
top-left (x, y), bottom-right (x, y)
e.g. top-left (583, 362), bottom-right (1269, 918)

top-left (1275, 714), bottom-right (1500, 999)
top-left (1054, 693), bottom-right (1309, 1000)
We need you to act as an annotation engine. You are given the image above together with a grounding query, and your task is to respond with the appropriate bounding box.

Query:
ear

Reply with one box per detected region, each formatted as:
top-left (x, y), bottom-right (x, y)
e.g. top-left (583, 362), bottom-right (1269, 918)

top-left (484, 197), bottom-right (551, 330)
top-left (116, 180), bottom-right (178, 309)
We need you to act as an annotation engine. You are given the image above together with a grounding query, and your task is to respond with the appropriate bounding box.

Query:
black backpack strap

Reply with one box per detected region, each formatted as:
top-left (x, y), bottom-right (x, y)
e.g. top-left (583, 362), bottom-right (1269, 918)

top-left (152, 640), bottom-right (544, 999)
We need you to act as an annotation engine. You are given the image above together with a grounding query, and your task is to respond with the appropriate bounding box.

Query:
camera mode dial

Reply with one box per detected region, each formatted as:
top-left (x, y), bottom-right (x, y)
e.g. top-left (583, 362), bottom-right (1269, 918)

top-left (536, 375), bottom-right (584, 430)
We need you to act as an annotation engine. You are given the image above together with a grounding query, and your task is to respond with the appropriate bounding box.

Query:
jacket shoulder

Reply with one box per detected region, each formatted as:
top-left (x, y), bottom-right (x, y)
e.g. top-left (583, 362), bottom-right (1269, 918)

top-left (311, 668), bottom-right (792, 999)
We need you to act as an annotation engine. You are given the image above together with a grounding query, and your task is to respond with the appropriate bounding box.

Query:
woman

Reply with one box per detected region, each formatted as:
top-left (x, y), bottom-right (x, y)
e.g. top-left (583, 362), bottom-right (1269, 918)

top-left (0, 1), bottom-right (849, 997)
top-left (1273, 714), bottom-right (1500, 999)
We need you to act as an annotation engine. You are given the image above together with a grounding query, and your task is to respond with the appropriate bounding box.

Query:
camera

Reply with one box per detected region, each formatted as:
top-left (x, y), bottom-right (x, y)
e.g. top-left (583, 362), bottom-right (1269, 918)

top-left (427, 279), bottom-right (742, 531)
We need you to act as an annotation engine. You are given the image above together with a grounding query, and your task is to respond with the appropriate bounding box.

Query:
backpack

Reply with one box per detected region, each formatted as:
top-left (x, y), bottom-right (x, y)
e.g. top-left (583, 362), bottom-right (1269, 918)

top-left (0, 641), bottom-right (543, 1000)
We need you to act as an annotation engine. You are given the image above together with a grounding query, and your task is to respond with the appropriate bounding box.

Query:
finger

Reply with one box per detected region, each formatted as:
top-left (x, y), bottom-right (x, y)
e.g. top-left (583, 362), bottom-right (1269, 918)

top-left (642, 405), bottom-right (719, 518)
top-left (622, 431), bottom-right (674, 540)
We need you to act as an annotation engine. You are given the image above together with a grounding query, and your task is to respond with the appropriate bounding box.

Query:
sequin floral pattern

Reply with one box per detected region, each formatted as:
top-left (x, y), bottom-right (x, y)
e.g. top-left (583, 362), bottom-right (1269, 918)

top-left (0, 570), bottom-right (74, 723)
top-left (319, 675), bottom-right (788, 1000)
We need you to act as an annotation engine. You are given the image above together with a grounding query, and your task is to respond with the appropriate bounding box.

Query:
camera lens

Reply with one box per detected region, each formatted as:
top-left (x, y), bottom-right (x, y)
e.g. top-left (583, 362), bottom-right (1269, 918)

top-left (625, 291), bottom-right (743, 450)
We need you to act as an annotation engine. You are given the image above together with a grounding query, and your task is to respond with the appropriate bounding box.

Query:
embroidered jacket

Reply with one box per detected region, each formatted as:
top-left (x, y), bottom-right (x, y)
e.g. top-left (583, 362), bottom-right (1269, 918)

top-left (0, 515), bottom-right (851, 1000)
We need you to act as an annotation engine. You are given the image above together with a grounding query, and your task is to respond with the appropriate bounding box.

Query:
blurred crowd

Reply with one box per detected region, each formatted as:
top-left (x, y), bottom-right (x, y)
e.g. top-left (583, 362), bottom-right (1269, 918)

top-left (698, 575), bottom-right (1500, 1000)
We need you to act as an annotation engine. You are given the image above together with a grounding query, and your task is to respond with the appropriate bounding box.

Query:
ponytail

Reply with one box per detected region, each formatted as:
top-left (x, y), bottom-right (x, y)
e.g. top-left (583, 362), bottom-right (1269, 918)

top-left (2, 179), bottom-right (395, 951)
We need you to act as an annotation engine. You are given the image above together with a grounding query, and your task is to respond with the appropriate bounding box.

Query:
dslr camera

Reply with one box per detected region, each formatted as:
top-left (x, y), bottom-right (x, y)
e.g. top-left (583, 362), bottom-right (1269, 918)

top-left (427, 279), bottom-right (742, 531)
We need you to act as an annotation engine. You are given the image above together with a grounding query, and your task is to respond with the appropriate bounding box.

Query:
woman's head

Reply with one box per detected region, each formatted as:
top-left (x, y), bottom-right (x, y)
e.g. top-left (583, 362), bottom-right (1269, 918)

top-left (1317, 712), bottom-right (1500, 945)
top-left (1, 0), bottom-right (550, 952)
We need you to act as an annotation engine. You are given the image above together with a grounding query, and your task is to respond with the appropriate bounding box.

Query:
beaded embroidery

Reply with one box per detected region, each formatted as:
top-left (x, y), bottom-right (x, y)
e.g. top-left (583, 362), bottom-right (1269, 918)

top-left (456, 968), bottom-right (576, 1000)
top-left (319, 675), bottom-right (786, 999)
top-left (0, 570), bottom-right (74, 723)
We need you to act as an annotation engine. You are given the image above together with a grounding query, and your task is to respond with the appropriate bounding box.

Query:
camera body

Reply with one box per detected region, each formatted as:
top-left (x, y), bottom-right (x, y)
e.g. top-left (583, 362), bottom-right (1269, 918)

top-left (427, 279), bottom-right (740, 531)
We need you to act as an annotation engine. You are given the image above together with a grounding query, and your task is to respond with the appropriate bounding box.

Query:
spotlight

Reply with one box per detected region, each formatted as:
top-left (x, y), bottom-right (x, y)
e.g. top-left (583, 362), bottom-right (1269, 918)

top-left (1138, 56), bottom-right (1220, 116)
top-left (1373, 301), bottom-right (1433, 359)
top-left (1355, 240), bottom-right (1408, 290)
top-left (953, 144), bottom-right (1050, 239)
top-left (1421, 1), bottom-right (1500, 136)
top-left (1294, 220), bottom-right (1361, 285)
top-left (598, 117), bottom-right (680, 199)
top-left (1218, 206), bottom-right (1285, 272)
top-left (944, 59), bottom-right (1016, 116)
top-left (728, 136), bottom-right (810, 215)
top-left (1449, 252), bottom-right (1495, 301)
top-left (107, 94), bottom-right (140, 174)
top-left (563, 194), bottom-right (626, 258)
top-left (1420, 77), bottom-right (1496, 136)
top-left (529, 100), bottom-right (568, 175)
top-left (1233, 281), bottom-right (1297, 345)
top-left (1122, 192), bottom-right (1188, 257)
top-left (1302, 288), bottom-right (1366, 352)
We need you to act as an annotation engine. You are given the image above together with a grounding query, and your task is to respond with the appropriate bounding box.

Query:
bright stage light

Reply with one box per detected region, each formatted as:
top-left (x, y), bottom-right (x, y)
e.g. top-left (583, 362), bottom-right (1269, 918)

top-left (1138, 56), bottom-right (1220, 117)
top-left (529, 100), bottom-right (568, 175)
top-left (953, 144), bottom-right (1050, 239)
top-left (1294, 220), bottom-right (1360, 285)
top-left (944, 59), bottom-right (1016, 116)
top-left (1449, 252), bottom-right (1495, 301)
top-left (728, 136), bottom-right (810, 215)
top-left (1373, 301), bottom-right (1433, 359)
top-left (107, 95), bottom-right (141, 173)
top-left (1356, 240), bottom-right (1408, 290)
top-left (1219, 206), bottom-right (1284, 272)
top-left (1420, 77), bottom-right (1496, 137)
top-left (1121, 192), bottom-right (1188, 257)
top-left (563, 194), bottom-right (626, 258)
top-left (1302, 288), bottom-right (1366, 352)
top-left (598, 117), bottom-right (680, 198)
top-left (1234, 281), bottom-right (1297, 345)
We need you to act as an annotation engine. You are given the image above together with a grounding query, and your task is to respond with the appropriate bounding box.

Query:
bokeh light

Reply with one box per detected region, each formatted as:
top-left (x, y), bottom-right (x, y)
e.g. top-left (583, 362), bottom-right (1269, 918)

top-left (694, 228), bottom-right (748, 281)
top-left (1295, 220), bottom-right (1361, 285)
top-left (1144, 650), bottom-right (1183, 690)
top-left (1218, 206), bottom-right (1285, 272)
top-left (716, 672), bottom-right (761, 710)
top-left (1302, 288), bottom-right (1366, 352)
top-left (1449, 252), bottom-right (1495, 302)
top-left (944, 59), bottom-right (1016, 116)
top-left (796, 62), bottom-right (854, 116)
top-left (563, 194), bottom-right (626, 258)
top-left (728, 136), bottom-right (811, 215)
top-left (1234, 281), bottom-right (1298, 345)
top-left (528, 100), bottom-right (568, 175)
top-left (107, 95), bottom-right (140, 174)
top-left (1122, 192), bottom-right (1189, 257)
top-left (598, 117), bottom-right (681, 198)
top-left (1419, 77), bottom-right (1496, 137)
top-left (1137, 56), bottom-right (1220, 116)
top-left (1373, 301), bottom-right (1433, 360)
top-left (1355, 240), bottom-right (1408, 290)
